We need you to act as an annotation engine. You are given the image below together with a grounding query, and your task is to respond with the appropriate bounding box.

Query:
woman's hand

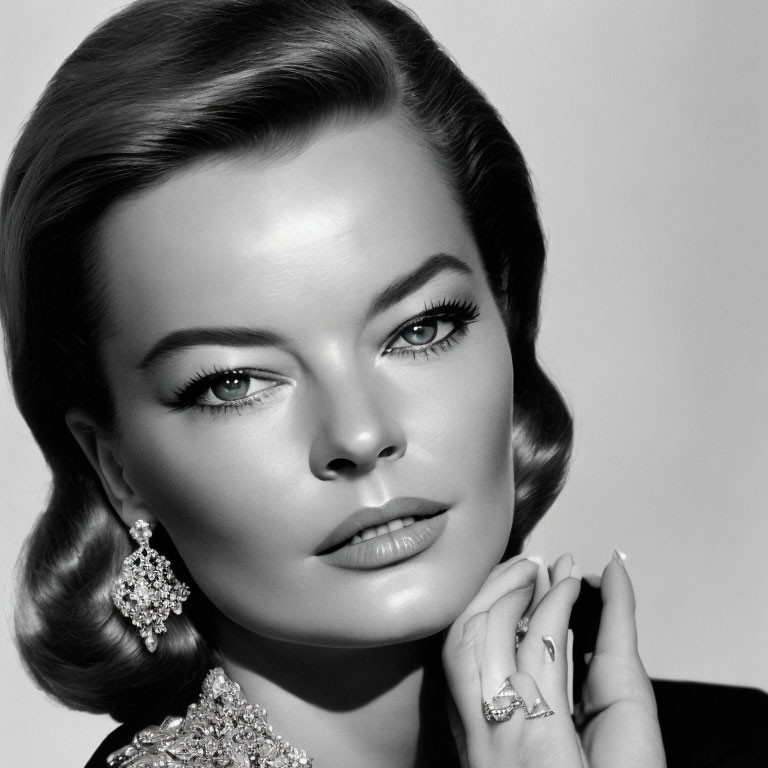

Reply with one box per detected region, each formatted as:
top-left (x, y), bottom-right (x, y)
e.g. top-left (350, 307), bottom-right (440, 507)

top-left (442, 553), bottom-right (666, 767)
top-left (576, 554), bottom-right (666, 767)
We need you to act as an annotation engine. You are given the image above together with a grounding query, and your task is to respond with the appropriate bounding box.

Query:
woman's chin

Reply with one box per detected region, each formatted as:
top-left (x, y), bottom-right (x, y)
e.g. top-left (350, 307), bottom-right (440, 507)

top-left (296, 586), bottom-right (478, 649)
top-left (322, 615), bottom-right (459, 649)
top-left (215, 585), bottom-right (473, 652)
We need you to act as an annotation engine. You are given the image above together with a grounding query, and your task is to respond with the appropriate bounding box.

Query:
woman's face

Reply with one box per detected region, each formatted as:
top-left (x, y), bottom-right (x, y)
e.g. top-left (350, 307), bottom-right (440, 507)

top-left (92, 115), bottom-right (515, 647)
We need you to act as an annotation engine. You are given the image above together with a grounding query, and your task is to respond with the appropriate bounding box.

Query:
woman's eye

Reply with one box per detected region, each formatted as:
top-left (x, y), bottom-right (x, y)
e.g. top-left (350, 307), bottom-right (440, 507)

top-left (390, 318), bottom-right (454, 349)
top-left (383, 300), bottom-right (479, 358)
top-left (199, 371), bottom-right (275, 405)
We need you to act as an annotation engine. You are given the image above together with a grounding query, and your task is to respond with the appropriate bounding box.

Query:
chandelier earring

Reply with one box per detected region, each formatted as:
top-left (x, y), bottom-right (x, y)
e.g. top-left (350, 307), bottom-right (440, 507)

top-left (111, 519), bottom-right (191, 653)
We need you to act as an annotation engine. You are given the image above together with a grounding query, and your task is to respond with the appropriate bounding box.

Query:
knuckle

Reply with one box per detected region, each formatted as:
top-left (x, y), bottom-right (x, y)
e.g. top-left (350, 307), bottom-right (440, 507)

top-left (510, 670), bottom-right (537, 689)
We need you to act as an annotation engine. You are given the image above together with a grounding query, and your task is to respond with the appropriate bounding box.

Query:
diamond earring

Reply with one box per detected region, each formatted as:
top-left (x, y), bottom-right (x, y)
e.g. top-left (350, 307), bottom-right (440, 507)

top-left (111, 519), bottom-right (190, 652)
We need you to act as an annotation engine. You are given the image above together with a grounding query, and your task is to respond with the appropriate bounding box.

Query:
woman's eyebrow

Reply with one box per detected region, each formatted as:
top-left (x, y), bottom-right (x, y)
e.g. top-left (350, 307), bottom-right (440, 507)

top-left (137, 328), bottom-right (287, 372)
top-left (364, 253), bottom-right (473, 322)
top-left (137, 254), bottom-right (472, 372)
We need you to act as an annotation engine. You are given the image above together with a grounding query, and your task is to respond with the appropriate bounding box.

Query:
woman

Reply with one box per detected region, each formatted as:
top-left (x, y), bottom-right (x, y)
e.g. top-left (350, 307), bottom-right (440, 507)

top-left (0, 0), bottom-right (729, 765)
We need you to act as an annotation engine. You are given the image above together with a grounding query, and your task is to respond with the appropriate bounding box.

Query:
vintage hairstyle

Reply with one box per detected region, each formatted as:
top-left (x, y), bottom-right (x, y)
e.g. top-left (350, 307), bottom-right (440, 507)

top-left (0, 0), bottom-right (572, 721)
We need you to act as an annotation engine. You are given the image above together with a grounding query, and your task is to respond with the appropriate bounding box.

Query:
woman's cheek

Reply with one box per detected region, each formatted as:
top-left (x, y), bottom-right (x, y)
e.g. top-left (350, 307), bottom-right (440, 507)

top-left (117, 413), bottom-right (287, 544)
top-left (117, 426), bottom-right (301, 618)
top-left (410, 328), bottom-right (513, 477)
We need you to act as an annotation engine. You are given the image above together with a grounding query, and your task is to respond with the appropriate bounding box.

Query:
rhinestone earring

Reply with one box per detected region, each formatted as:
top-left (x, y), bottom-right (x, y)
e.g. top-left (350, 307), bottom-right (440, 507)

top-left (111, 519), bottom-right (190, 652)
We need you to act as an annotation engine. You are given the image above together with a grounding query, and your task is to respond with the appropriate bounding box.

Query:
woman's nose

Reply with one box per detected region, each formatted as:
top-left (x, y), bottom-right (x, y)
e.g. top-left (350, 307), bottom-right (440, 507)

top-left (308, 378), bottom-right (407, 480)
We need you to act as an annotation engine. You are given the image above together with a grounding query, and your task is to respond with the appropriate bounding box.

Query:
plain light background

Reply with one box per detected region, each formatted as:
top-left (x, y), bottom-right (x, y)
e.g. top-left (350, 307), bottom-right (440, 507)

top-left (1, 1), bottom-right (766, 765)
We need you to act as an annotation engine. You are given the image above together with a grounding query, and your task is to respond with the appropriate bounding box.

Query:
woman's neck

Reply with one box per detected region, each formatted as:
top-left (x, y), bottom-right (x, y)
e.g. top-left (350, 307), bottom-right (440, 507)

top-left (214, 616), bottom-right (456, 768)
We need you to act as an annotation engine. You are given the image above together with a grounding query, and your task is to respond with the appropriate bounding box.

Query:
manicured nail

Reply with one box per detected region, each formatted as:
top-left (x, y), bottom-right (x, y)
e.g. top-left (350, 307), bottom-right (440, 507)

top-left (542, 635), bottom-right (556, 662)
top-left (526, 555), bottom-right (543, 567)
top-left (569, 563), bottom-right (582, 580)
top-left (612, 549), bottom-right (627, 566)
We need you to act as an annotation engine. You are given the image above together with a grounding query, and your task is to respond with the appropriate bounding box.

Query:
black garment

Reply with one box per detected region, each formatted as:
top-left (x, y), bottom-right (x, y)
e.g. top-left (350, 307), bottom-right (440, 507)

top-left (86, 723), bottom-right (137, 768)
top-left (654, 680), bottom-right (768, 767)
top-left (85, 584), bottom-right (768, 767)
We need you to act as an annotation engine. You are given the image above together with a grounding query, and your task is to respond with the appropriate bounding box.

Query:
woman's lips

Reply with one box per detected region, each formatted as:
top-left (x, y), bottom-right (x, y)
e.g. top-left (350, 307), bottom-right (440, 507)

top-left (325, 512), bottom-right (448, 570)
top-left (350, 515), bottom-right (418, 544)
top-left (316, 497), bottom-right (449, 569)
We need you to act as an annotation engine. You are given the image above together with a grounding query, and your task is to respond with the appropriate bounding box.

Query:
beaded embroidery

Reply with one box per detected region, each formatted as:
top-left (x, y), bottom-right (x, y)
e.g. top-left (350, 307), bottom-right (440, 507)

top-left (107, 668), bottom-right (312, 767)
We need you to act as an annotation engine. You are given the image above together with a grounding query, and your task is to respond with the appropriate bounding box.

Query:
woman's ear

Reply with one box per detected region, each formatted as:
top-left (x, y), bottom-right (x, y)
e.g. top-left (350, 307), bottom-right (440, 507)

top-left (65, 408), bottom-right (157, 528)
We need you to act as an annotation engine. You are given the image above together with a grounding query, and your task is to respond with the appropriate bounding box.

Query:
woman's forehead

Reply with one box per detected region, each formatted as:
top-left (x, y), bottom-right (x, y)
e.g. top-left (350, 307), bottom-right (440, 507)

top-left (96, 115), bottom-right (481, 345)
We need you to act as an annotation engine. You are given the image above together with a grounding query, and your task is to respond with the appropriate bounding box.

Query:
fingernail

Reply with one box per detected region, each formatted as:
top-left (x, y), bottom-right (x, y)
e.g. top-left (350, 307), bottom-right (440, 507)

top-left (526, 555), bottom-right (543, 567)
top-left (542, 635), bottom-right (556, 662)
top-left (569, 563), bottom-right (582, 580)
top-left (612, 549), bottom-right (627, 566)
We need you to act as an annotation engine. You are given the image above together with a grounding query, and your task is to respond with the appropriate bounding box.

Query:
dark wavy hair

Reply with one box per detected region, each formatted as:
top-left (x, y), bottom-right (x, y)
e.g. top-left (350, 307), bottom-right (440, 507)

top-left (0, 0), bottom-right (572, 722)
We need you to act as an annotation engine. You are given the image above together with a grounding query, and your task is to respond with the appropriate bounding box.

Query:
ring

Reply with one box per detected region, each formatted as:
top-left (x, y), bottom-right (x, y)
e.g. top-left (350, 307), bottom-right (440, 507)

top-left (482, 678), bottom-right (524, 722)
top-left (482, 697), bottom-right (521, 722)
top-left (481, 676), bottom-right (555, 723)
top-left (524, 696), bottom-right (555, 720)
top-left (514, 617), bottom-right (529, 650)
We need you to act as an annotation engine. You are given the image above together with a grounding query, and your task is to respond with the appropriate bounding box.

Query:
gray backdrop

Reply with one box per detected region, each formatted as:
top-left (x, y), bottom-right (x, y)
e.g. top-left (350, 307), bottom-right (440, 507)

top-left (2, 1), bottom-right (766, 765)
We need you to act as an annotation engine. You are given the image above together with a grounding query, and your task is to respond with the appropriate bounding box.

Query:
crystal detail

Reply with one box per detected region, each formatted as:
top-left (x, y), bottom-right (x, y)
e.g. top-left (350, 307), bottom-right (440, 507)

top-left (107, 668), bottom-right (312, 767)
top-left (144, 632), bottom-right (157, 653)
top-left (130, 520), bottom-right (153, 545)
top-left (524, 695), bottom-right (555, 720)
top-left (111, 522), bottom-right (190, 653)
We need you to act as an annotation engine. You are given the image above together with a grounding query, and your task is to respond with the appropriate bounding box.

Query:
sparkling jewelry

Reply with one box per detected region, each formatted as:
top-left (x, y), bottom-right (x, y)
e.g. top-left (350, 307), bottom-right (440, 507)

top-left (107, 668), bottom-right (312, 767)
top-left (514, 616), bottom-right (529, 650)
top-left (482, 678), bottom-right (524, 722)
top-left (482, 676), bottom-right (555, 723)
top-left (111, 519), bottom-right (190, 653)
top-left (482, 695), bottom-right (522, 722)
top-left (542, 634), bottom-right (556, 662)
top-left (524, 695), bottom-right (555, 720)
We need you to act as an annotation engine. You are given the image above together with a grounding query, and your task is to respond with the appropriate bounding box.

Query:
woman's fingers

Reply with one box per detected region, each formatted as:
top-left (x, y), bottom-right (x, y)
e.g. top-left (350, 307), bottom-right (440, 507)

top-left (549, 552), bottom-right (574, 585)
top-left (446, 552), bottom-right (664, 768)
top-left (464, 556), bottom-right (539, 617)
top-left (523, 569), bottom-right (581, 663)
top-left (529, 556), bottom-right (551, 611)
top-left (586, 554), bottom-right (656, 711)
top-left (448, 557), bottom-right (538, 648)
top-left (520, 564), bottom-right (582, 712)
top-left (580, 553), bottom-right (666, 767)
top-left (503, 671), bottom-right (556, 721)
top-left (443, 557), bottom-right (538, 713)
top-left (481, 582), bottom-right (536, 698)
top-left (594, 552), bottom-right (637, 657)
top-left (444, 554), bottom-right (592, 768)
top-left (584, 554), bottom-right (646, 712)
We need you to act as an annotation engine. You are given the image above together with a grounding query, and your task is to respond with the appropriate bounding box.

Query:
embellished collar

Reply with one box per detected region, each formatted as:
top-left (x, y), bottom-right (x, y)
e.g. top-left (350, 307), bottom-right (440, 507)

top-left (107, 668), bottom-right (312, 767)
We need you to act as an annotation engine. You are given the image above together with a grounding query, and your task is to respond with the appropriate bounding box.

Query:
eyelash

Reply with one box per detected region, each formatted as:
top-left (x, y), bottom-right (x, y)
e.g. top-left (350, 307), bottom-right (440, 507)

top-left (170, 366), bottom-right (282, 416)
top-left (171, 297), bottom-right (480, 415)
top-left (382, 297), bottom-right (480, 359)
